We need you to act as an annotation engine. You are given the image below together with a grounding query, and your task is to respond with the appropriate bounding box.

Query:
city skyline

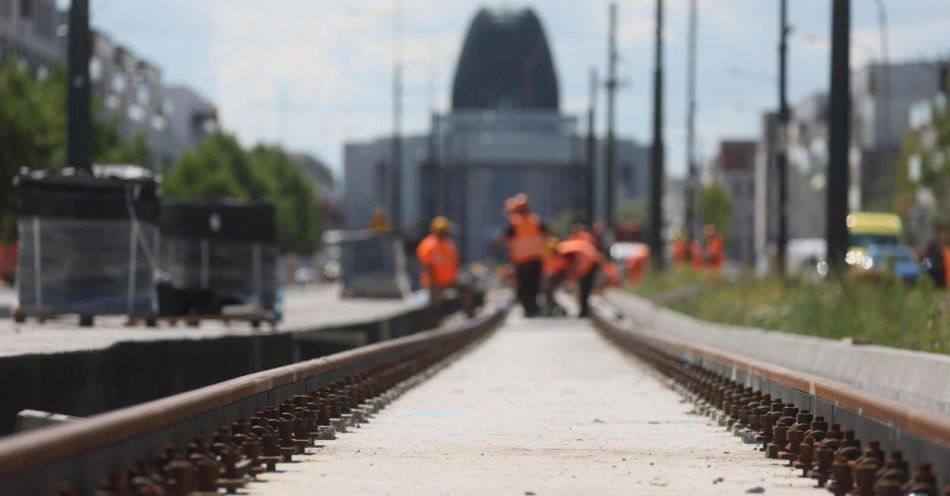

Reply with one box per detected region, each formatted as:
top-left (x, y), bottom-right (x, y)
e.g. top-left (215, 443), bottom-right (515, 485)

top-left (88, 0), bottom-right (950, 178)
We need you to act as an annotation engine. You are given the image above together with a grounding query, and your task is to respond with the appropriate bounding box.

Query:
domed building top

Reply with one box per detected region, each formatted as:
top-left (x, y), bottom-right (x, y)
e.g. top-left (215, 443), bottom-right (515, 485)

top-left (451, 7), bottom-right (559, 112)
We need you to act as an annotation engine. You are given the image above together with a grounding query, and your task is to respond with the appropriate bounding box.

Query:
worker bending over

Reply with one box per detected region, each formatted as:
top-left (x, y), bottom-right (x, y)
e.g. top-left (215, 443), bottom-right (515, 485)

top-left (554, 235), bottom-right (602, 318)
top-left (503, 194), bottom-right (549, 317)
top-left (416, 217), bottom-right (474, 326)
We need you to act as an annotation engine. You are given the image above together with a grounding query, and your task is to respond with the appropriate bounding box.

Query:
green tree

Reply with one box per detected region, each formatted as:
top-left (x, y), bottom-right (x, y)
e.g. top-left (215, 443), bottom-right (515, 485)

top-left (248, 145), bottom-right (322, 255)
top-left (619, 198), bottom-right (648, 226)
top-left (548, 208), bottom-right (583, 238)
top-left (162, 132), bottom-right (267, 200)
top-left (163, 136), bottom-right (324, 255)
top-left (94, 115), bottom-right (151, 166)
top-left (895, 94), bottom-right (950, 239)
top-left (700, 183), bottom-right (734, 237)
top-left (0, 59), bottom-right (150, 241)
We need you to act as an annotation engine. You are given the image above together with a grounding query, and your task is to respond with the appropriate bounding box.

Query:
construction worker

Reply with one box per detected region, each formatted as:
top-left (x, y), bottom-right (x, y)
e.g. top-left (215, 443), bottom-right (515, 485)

top-left (555, 235), bottom-right (602, 317)
top-left (416, 216), bottom-right (473, 326)
top-left (703, 224), bottom-right (726, 272)
top-left (690, 238), bottom-right (705, 271)
top-left (624, 243), bottom-right (651, 285)
top-left (672, 232), bottom-right (690, 266)
top-left (503, 193), bottom-right (548, 317)
top-left (369, 207), bottom-right (392, 233)
top-left (600, 259), bottom-right (622, 288)
top-left (569, 223), bottom-right (598, 245)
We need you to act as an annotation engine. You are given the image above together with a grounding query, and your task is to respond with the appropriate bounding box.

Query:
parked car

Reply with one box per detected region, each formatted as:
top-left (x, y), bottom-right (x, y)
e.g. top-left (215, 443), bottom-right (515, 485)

top-left (855, 244), bottom-right (920, 283)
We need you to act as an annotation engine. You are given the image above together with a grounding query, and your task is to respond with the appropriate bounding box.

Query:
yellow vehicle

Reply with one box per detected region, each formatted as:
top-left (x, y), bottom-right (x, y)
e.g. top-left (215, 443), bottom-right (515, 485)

top-left (845, 212), bottom-right (902, 267)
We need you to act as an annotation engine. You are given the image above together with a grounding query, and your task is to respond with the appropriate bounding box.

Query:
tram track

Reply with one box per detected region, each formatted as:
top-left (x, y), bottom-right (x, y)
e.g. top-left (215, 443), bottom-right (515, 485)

top-left (0, 299), bottom-right (509, 495)
top-left (590, 298), bottom-right (950, 496)
top-left (0, 291), bottom-right (946, 495)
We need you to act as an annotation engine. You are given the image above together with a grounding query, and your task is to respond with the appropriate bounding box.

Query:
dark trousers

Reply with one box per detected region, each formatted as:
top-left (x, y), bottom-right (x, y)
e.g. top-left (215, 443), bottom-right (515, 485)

top-left (515, 260), bottom-right (542, 317)
top-left (578, 265), bottom-right (598, 317)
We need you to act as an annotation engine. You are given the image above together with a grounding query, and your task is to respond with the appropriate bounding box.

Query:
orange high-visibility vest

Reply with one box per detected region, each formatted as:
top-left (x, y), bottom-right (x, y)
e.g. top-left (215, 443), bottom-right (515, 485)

top-left (625, 244), bottom-right (651, 284)
top-left (556, 239), bottom-right (601, 279)
top-left (690, 240), bottom-right (705, 270)
top-left (416, 234), bottom-right (459, 287)
top-left (508, 213), bottom-right (545, 264)
top-left (706, 235), bottom-right (725, 270)
top-left (601, 260), bottom-right (621, 287)
top-left (672, 239), bottom-right (689, 264)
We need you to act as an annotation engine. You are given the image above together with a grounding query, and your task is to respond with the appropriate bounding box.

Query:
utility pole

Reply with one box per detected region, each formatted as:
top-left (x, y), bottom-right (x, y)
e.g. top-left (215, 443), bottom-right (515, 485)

top-left (649, 0), bottom-right (665, 270)
top-left (391, 0), bottom-right (403, 233)
top-left (684, 0), bottom-right (698, 243)
top-left (604, 2), bottom-right (618, 230)
top-left (586, 67), bottom-right (599, 227)
top-left (776, 0), bottom-right (790, 276)
top-left (872, 0), bottom-right (891, 206)
top-left (67, 0), bottom-right (92, 172)
top-left (826, 0), bottom-right (851, 271)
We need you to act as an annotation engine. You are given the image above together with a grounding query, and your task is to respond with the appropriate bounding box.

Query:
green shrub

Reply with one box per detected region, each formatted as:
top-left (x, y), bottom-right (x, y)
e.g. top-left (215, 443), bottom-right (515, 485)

top-left (631, 271), bottom-right (949, 354)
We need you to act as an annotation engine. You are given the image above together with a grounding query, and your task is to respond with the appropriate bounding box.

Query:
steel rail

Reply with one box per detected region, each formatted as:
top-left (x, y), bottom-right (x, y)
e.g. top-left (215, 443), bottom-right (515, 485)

top-left (0, 299), bottom-right (509, 494)
top-left (591, 299), bottom-right (949, 492)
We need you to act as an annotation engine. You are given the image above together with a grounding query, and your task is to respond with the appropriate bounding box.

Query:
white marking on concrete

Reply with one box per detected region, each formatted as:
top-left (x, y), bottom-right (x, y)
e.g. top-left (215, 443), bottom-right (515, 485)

top-left (250, 316), bottom-right (818, 495)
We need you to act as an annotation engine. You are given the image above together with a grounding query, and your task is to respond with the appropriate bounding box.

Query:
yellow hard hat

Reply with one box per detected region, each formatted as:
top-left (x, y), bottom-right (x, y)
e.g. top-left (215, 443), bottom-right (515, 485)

top-left (430, 216), bottom-right (452, 234)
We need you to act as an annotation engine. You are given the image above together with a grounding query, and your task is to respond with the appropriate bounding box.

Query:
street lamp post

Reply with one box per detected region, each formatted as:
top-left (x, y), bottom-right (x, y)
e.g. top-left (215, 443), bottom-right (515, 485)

top-left (649, 0), bottom-right (665, 270)
top-left (67, 0), bottom-right (92, 172)
top-left (826, 0), bottom-right (851, 271)
top-left (391, 0), bottom-right (403, 234)
top-left (871, 0), bottom-right (892, 205)
top-left (776, 0), bottom-right (790, 277)
top-left (684, 0), bottom-right (698, 244)
top-left (604, 2), bottom-right (618, 229)
top-left (587, 67), bottom-right (598, 227)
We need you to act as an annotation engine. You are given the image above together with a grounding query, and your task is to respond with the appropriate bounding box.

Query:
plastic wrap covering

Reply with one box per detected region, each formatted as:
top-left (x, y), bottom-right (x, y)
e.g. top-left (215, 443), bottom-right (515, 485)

top-left (17, 218), bottom-right (158, 315)
top-left (158, 201), bottom-right (280, 317)
top-left (15, 169), bottom-right (160, 316)
top-left (340, 231), bottom-right (411, 298)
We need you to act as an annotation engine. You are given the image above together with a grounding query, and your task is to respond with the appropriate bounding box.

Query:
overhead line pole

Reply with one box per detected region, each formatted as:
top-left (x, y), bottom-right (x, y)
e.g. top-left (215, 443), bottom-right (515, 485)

top-left (871, 0), bottom-right (891, 206)
top-left (826, 0), bottom-right (851, 271)
top-left (604, 2), bottom-right (618, 230)
top-left (684, 0), bottom-right (698, 243)
top-left (776, 0), bottom-right (790, 277)
top-left (67, 0), bottom-right (92, 172)
top-left (649, 0), bottom-right (665, 270)
top-left (391, 0), bottom-right (403, 233)
top-left (586, 67), bottom-right (599, 227)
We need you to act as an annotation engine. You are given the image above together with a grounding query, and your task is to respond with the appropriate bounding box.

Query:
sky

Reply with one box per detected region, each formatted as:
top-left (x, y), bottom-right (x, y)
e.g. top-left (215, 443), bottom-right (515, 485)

top-left (88, 0), bottom-right (950, 180)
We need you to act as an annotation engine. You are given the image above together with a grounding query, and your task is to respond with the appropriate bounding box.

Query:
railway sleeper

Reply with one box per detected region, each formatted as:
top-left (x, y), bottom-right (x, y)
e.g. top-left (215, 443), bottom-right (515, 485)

top-left (51, 332), bottom-right (478, 495)
top-left (594, 310), bottom-right (947, 496)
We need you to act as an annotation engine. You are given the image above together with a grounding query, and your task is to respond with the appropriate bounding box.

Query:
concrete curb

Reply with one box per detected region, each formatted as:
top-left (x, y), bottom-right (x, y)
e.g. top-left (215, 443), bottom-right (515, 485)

top-left (604, 289), bottom-right (950, 415)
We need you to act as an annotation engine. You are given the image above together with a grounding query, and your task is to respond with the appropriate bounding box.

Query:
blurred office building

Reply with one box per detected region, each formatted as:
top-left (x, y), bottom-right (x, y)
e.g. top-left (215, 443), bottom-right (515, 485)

top-left (344, 7), bottom-right (648, 260)
top-left (0, 0), bottom-right (63, 72)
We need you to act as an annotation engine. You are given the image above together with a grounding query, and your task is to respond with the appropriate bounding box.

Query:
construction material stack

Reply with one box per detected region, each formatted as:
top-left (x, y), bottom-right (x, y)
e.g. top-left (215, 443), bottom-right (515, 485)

top-left (158, 200), bottom-right (280, 326)
top-left (14, 168), bottom-right (159, 325)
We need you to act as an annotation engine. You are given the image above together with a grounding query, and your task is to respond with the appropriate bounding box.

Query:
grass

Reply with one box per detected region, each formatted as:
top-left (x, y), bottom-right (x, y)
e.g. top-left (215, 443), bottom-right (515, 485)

top-left (631, 268), bottom-right (950, 354)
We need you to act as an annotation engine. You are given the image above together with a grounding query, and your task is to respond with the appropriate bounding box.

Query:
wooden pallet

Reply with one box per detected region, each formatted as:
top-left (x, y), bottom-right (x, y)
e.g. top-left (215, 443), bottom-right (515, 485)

top-left (13, 308), bottom-right (276, 329)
